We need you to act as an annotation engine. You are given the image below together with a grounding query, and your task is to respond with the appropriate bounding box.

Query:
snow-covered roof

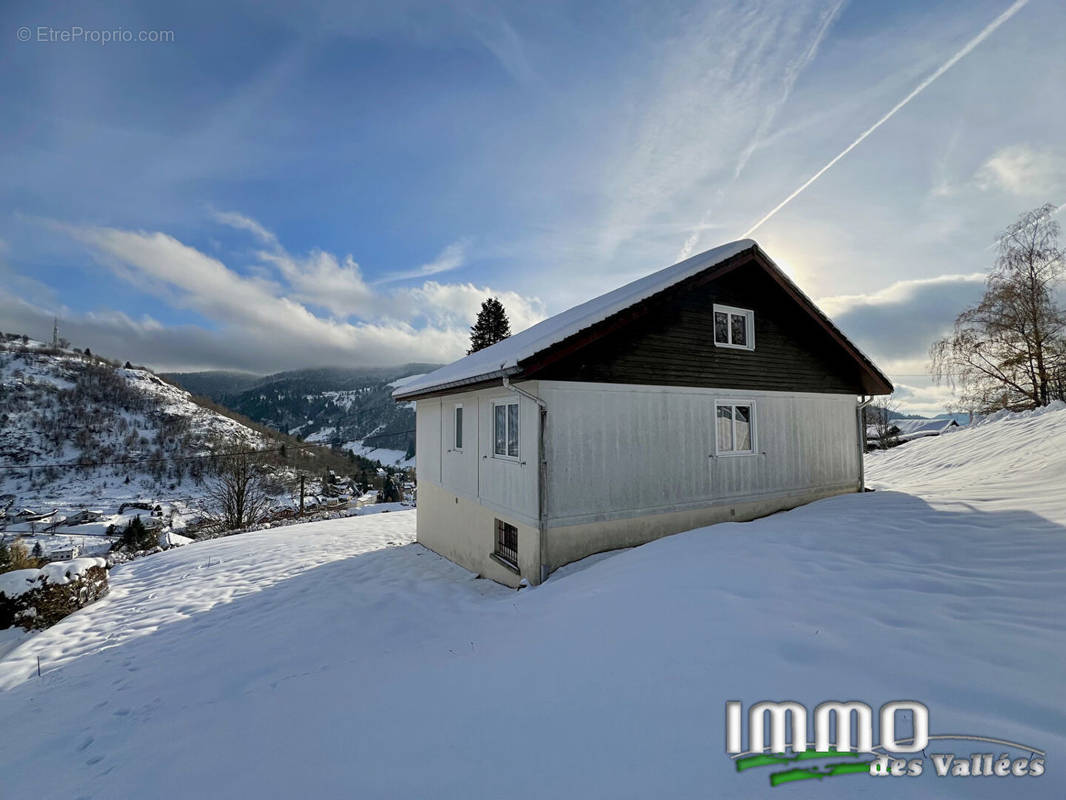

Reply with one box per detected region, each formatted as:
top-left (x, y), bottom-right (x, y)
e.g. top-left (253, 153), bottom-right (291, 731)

top-left (866, 418), bottom-right (960, 440)
top-left (396, 238), bottom-right (891, 399)
top-left (894, 418), bottom-right (959, 436)
top-left (395, 240), bottom-right (756, 398)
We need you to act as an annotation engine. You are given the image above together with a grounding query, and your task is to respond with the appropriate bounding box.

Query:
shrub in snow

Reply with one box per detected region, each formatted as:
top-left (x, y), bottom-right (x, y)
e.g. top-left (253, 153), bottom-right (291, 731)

top-left (0, 540), bottom-right (41, 573)
top-left (0, 557), bottom-right (109, 630)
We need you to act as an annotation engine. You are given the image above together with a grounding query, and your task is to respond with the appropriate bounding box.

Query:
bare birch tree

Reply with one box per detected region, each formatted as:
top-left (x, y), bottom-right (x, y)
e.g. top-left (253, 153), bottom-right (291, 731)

top-left (931, 204), bottom-right (1066, 411)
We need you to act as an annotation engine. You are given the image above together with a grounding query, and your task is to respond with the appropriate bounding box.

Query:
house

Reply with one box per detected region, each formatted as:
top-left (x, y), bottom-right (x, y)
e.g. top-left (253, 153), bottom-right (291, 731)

top-left (865, 418), bottom-right (959, 448)
top-left (50, 545), bottom-right (80, 560)
top-left (64, 510), bottom-right (103, 526)
top-left (14, 508), bottom-right (58, 523)
top-left (393, 239), bottom-right (892, 587)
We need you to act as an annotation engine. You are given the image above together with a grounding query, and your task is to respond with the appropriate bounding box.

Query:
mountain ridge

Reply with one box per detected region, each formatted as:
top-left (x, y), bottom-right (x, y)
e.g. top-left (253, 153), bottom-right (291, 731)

top-left (164, 364), bottom-right (441, 463)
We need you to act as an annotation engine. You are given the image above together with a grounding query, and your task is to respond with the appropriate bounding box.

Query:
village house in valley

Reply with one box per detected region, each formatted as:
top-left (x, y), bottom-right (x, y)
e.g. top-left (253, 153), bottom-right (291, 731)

top-left (394, 240), bottom-right (892, 587)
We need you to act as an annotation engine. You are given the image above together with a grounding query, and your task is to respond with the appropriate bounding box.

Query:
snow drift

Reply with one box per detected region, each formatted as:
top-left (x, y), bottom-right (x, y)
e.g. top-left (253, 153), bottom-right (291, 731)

top-left (1, 405), bottom-right (1064, 798)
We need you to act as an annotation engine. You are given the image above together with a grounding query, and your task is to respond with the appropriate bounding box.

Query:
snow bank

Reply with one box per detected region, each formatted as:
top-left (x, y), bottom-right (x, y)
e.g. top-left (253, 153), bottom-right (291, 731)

top-left (0, 557), bottom-right (109, 632)
top-left (0, 558), bottom-right (107, 599)
top-left (0, 569), bottom-right (41, 600)
top-left (1, 406), bottom-right (1064, 797)
top-left (866, 401), bottom-right (1066, 523)
top-left (972, 398), bottom-right (1066, 427)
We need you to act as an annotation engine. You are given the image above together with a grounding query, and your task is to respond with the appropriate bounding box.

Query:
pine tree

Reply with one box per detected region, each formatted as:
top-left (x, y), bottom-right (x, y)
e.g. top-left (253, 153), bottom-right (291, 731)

top-left (468, 297), bottom-right (512, 354)
top-left (119, 515), bottom-right (156, 551)
top-left (381, 473), bottom-right (402, 503)
top-left (31, 542), bottom-right (43, 560)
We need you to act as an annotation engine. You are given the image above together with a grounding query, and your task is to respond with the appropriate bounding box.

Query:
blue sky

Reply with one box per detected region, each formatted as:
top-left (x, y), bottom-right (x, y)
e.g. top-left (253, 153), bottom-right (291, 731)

top-left (2, 0), bottom-right (1064, 413)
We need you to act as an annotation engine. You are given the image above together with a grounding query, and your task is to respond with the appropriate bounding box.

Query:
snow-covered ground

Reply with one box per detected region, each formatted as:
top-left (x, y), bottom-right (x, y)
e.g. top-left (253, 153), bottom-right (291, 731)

top-left (1, 406), bottom-right (1064, 797)
top-left (343, 440), bottom-right (415, 468)
top-left (0, 339), bottom-right (275, 551)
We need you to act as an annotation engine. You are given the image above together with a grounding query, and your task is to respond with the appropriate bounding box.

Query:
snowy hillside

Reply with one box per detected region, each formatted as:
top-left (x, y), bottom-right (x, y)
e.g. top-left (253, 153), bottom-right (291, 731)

top-left (866, 400), bottom-right (1066, 520)
top-left (0, 337), bottom-right (266, 518)
top-left (164, 365), bottom-right (435, 462)
top-left (1, 406), bottom-right (1064, 797)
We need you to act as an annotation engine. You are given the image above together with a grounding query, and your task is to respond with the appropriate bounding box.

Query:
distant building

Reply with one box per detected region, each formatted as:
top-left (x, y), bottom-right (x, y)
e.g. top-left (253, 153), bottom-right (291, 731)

top-left (865, 418), bottom-right (959, 448)
top-left (50, 545), bottom-right (80, 560)
top-left (64, 510), bottom-right (103, 526)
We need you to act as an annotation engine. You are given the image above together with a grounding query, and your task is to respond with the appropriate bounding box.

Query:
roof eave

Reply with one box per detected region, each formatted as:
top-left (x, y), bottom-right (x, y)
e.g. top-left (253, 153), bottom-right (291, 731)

top-left (392, 366), bottom-right (521, 401)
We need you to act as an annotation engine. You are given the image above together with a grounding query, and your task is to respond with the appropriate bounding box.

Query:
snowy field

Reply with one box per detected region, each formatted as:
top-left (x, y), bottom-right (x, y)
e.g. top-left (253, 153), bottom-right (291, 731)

top-left (1, 406), bottom-right (1064, 797)
top-left (344, 439), bottom-right (415, 468)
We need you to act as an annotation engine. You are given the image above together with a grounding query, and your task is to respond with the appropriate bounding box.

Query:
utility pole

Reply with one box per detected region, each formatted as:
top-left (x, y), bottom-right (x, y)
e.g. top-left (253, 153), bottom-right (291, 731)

top-left (299, 474), bottom-right (305, 515)
top-left (52, 317), bottom-right (59, 349)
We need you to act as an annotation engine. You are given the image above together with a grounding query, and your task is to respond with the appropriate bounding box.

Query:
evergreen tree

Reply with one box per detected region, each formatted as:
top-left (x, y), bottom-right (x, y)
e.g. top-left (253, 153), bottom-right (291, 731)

top-left (31, 542), bottom-right (43, 560)
top-left (468, 297), bottom-right (512, 353)
top-left (119, 515), bottom-right (157, 551)
top-left (380, 473), bottom-right (402, 503)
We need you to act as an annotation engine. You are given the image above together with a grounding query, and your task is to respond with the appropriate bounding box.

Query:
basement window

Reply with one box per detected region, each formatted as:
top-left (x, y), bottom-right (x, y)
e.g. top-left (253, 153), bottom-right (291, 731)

top-left (493, 399), bottom-right (519, 459)
top-left (716, 401), bottom-right (756, 455)
top-left (454, 405), bottom-right (463, 451)
top-left (713, 304), bottom-right (755, 350)
top-left (493, 519), bottom-right (519, 571)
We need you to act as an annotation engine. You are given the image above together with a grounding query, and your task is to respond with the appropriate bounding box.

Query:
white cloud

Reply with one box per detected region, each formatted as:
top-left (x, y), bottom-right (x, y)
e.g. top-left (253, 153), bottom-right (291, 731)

top-left (817, 272), bottom-right (987, 367)
top-left (594, 1), bottom-right (846, 261)
top-left (677, 0), bottom-right (847, 260)
top-left (212, 209), bottom-right (280, 247)
top-left (258, 248), bottom-right (376, 318)
top-left (974, 145), bottom-right (1066, 197)
top-left (407, 280), bottom-right (544, 333)
top-left (28, 219), bottom-right (545, 372)
top-left (374, 239), bottom-right (471, 285)
top-left (891, 381), bottom-right (961, 417)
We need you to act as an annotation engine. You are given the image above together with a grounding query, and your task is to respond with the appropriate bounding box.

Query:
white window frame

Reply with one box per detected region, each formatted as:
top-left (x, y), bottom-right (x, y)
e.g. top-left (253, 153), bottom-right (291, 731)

top-left (715, 400), bottom-right (757, 456)
top-left (453, 404), bottom-right (464, 452)
top-left (491, 398), bottom-right (520, 461)
top-left (713, 304), bottom-right (755, 351)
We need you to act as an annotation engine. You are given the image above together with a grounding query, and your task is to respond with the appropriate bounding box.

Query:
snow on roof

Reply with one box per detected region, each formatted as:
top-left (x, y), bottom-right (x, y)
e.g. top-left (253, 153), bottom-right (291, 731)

top-left (387, 373), bottom-right (427, 390)
top-left (866, 418), bottom-right (960, 439)
top-left (395, 239), bottom-right (756, 398)
top-left (894, 418), bottom-right (959, 436)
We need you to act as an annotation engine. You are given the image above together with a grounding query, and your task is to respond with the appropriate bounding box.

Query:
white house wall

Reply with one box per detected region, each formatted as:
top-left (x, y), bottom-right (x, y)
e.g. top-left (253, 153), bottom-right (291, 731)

top-left (414, 384), bottom-right (542, 587)
top-left (539, 380), bottom-right (859, 529)
top-left (415, 382), bottom-right (540, 526)
top-left (415, 379), bottom-right (860, 585)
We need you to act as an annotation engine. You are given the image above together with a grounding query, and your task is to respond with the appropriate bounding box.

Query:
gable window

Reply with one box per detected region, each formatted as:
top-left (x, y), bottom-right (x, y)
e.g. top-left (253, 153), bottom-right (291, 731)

top-left (493, 399), bottom-right (519, 459)
top-left (494, 519), bottom-right (519, 570)
top-left (713, 304), bottom-right (755, 350)
top-left (454, 405), bottom-right (463, 451)
top-left (716, 401), bottom-right (755, 455)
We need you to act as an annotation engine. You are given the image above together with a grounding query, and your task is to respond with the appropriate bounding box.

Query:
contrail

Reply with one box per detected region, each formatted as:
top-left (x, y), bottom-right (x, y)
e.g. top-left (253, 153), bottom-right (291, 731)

top-left (677, 0), bottom-right (846, 261)
top-left (742, 0), bottom-right (1031, 238)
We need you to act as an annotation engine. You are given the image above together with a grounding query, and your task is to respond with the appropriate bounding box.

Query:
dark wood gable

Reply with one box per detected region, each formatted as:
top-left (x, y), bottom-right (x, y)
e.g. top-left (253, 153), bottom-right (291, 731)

top-left (522, 254), bottom-right (883, 395)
